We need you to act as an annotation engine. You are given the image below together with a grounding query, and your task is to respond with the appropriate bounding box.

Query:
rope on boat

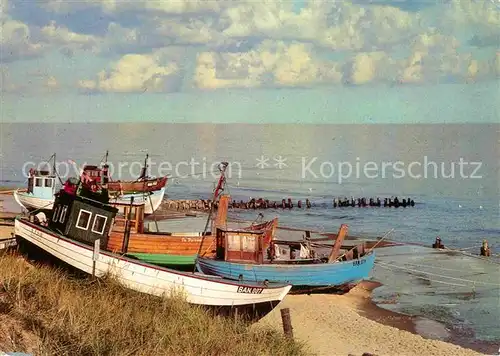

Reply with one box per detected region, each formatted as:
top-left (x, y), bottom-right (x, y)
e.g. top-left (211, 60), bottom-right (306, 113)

top-left (375, 261), bottom-right (500, 288)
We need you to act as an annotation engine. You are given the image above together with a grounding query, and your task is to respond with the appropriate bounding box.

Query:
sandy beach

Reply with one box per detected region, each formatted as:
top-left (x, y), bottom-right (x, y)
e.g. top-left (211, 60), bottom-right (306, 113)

top-left (257, 282), bottom-right (484, 356)
top-left (0, 193), bottom-right (496, 355)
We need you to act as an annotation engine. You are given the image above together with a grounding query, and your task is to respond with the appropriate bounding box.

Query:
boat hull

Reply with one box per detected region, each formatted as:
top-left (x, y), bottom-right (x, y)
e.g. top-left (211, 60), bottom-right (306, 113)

top-left (126, 253), bottom-right (197, 271)
top-left (196, 253), bottom-right (376, 288)
top-left (15, 218), bottom-right (290, 314)
top-left (108, 177), bottom-right (168, 194)
top-left (109, 187), bottom-right (165, 215)
top-left (107, 231), bottom-right (215, 256)
top-left (14, 190), bottom-right (54, 211)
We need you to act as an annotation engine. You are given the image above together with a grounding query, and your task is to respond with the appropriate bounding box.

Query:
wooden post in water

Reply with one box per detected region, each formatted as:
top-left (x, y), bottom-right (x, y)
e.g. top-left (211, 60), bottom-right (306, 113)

top-left (121, 196), bottom-right (134, 253)
top-left (280, 308), bottom-right (293, 338)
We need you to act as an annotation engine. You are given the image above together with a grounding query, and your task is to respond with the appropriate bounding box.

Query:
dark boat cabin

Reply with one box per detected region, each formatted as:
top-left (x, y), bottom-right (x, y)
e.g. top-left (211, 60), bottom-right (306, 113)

top-left (49, 190), bottom-right (118, 249)
top-left (215, 227), bottom-right (266, 264)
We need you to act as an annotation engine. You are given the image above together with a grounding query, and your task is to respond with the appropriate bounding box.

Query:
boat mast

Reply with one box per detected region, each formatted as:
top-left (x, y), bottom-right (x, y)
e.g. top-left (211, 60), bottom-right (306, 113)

top-left (51, 153), bottom-right (64, 185)
top-left (193, 162), bottom-right (229, 272)
top-left (139, 153), bottom-right (148, 180)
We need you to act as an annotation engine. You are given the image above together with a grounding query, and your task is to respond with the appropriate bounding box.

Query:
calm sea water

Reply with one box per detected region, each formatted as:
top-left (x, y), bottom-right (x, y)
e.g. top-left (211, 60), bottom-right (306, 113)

top-left (1, 123), bottom-right (499, 343)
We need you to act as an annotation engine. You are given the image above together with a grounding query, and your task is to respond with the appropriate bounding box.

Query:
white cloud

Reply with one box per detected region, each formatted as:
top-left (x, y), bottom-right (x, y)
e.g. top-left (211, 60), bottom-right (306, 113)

top-left (41, 0), bottom-right (232, 15)
top-left (194, 40), bottom-right (344, 89)
top-left (79, 52), bottom-right (182, 93)
top-left (0, 19), bottom-right (44, 62)
top-left (40, 21), bottom-right (100, 52)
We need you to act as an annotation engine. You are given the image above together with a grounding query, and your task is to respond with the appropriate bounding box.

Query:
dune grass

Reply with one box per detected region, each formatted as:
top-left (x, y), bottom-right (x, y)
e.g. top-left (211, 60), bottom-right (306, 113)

top-left (0, 252), bottom-right (307, 356)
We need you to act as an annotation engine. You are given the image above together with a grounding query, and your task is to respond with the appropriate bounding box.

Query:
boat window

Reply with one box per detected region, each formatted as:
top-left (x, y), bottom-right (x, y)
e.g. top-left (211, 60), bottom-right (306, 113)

top-left (44, 178), bottom-right (53, 188)
top-left (59, 206), bottom-right (68, 223)
top-left (52, 206), bottom-right (60, 222)
top-left (92, 214), bottom-right (107, 235)
top-left (35, 178), bottom-right (43, 187)
top-left (76, 210), bottom-right (92, 230)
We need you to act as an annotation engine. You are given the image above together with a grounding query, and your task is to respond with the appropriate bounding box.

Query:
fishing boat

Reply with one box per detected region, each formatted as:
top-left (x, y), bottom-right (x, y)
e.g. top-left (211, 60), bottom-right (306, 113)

top-left (13, 153), bottom-right (167, 215)
top-left (108, 187), bottom-right (166, 215)
top-left (107, 196), bottom-right (278, 269)
top-left (97, 152), bottom-right (168, 194)
top-left (107, 163), bottom-right (278, 269)
top-left (80, 155), bottom-right (166, 215)
top-left (196, 224), bottom-right (376, 292)
top-left (14, 168), bottom-right (57, 212)
top-left (14, 172), bottom-right (291, 320)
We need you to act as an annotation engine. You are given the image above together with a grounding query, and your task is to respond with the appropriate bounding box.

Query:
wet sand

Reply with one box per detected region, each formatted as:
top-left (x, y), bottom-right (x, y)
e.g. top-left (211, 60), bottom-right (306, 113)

top-left (257, 282), bottom-right (486, 356)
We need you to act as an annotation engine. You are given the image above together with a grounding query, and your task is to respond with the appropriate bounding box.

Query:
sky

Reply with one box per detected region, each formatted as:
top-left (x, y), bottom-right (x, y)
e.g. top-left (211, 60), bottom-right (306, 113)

top-left (0, 0), bottom-right (499, 123)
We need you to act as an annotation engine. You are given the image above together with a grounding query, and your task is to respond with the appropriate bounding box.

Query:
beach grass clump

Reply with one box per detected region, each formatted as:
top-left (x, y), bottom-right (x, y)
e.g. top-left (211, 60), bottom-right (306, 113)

top-left (0, 252), bottom-right (306, 356)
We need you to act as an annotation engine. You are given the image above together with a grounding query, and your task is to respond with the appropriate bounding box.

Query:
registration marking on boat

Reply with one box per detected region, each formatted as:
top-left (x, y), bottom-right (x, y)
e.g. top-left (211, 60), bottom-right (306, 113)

top-left (237, 286), bottom-right (264, 294)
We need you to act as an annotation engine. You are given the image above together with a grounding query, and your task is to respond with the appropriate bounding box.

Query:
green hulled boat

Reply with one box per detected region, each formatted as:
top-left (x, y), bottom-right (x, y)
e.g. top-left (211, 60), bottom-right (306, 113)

top-left (126, 252), bottom-right (197, 270)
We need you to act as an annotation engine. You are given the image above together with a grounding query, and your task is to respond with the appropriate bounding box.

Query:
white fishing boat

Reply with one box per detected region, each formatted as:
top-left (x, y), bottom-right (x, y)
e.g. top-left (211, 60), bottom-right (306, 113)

top-left (14, 162), bottom-right (165, 215)
top-left (109, 187), bottom-right (165, 215)
top-left (13, 169), bottom-right (57, 211)
top-left (14, 186), bottom-right (291, 318)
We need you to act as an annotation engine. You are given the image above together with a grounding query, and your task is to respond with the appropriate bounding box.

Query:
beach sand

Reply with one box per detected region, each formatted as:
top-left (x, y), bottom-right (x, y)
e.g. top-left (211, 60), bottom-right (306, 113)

top-left (0, 194), bottom-right (493, 355)
top-left (257, 282), bottom-right (483, 356)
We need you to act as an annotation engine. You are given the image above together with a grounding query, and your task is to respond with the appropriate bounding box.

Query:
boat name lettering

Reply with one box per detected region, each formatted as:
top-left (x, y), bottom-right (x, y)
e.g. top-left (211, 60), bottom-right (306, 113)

top-left (32, 228), bottom-right (43, 237)
top-left (181, 237), bottom-right (202, 242)
top-left (353, 259), bottom-right (366, 266)
top-left (237, 286), bottom-right (264, 294)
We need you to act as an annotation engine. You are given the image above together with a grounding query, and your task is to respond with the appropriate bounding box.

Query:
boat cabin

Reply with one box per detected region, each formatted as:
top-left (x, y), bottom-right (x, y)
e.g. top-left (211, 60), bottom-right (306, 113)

top-left (81, 165), bottom-right (103, 184)
top-left (215, 227), bottom-right (267, 264)
top-left (110, 201), bottom-right (146, 234)
top-left (49, 189), bottom-right (118, 249)
top-left (27, 169), bottom-right (56, 199)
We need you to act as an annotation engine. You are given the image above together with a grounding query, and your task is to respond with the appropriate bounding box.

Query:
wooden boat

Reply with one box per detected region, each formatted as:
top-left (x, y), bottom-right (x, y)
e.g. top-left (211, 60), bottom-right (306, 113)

top-left (13, 169), bottom-right (57, 211)
top-left (78, 159), bottom-right (166, 215)
top-left (84, 152), bottom-right (168, 194)
top-left (196, 224), bottom-right (376, 291)
top-left (107, 195), bottom-right (278, 268)
top-left (107, 177), bottom-right (167, 194)
top-left (109, 187), bottom-right (166, 215)
top-left (14, 180), bottom-right (291, 320)
top-left (14, 153), bottom-right (166, 215)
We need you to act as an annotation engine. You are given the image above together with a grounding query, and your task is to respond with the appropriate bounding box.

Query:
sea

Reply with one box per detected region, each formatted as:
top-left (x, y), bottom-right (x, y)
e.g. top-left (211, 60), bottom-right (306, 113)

top-left (1, 123), bottom-right (499, 349)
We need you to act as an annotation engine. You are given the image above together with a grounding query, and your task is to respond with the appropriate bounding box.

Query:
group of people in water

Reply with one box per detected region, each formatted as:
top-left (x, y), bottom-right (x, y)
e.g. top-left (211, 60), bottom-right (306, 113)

top-left (227, 197), bottom-right (416, 210)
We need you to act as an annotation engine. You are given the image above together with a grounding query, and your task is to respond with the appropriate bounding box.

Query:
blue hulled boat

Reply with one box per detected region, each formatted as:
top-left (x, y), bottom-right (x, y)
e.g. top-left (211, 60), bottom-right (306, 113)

top-left (196, 224), bottom-right (376, 291)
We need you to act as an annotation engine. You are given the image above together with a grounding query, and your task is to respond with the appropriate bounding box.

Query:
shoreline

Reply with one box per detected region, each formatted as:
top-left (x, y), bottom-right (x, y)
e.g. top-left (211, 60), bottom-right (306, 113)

top-left (1, 194), bottom-right (498, 355)
top-left (353, 281), bottom-right (499, 355)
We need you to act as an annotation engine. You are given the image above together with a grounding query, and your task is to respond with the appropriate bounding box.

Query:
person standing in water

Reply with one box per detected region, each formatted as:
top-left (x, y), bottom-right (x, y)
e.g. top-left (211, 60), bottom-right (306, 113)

top-left (480, 240), bottom-right (491, 257)
top-left (432, 237), bottom-right (445, 249)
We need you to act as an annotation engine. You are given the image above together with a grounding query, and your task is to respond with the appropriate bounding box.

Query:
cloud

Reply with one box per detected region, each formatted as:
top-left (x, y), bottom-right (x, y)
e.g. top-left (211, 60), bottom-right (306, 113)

top-left (79, 52), bottom-right (182, 93)
top-left (346, 51), bottom-right (397, 85)
top-left (193, 31), bottom-right (497, 89)
top-left (1, 0), bottom-right (100, 63)
top-left (39, 21), bottom-right (100, 53)
top-left (3, 0), bottom-right (499, 91)
top-left (194, 40), bottom-right (344, 89)
top-left (40, 0), bottom-right (231, 15)
top-left (0, 18), bottom-right (44, 62)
